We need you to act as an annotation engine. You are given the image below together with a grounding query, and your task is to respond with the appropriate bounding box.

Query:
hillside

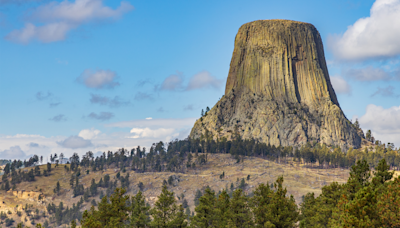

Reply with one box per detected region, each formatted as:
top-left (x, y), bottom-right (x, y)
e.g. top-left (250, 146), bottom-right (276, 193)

top-left (0, 154), bottom-right (354, 227)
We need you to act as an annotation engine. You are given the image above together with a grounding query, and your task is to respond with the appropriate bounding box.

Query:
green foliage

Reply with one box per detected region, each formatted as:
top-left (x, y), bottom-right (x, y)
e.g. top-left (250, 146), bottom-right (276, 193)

top-left (130, 191), bottom-right (150, 227)
top-left (299, 158), bottom-right (400, 228)
top-left (191, 188), bottom-right (218, 227)
top-left (252, 177), bottom-right (298, 228)
top-left (81, 188), bottom-right (130, 228)
top-left (228, 188), bottom-right (253, 228)
top-left (150, 185), bottom-right (187, 227)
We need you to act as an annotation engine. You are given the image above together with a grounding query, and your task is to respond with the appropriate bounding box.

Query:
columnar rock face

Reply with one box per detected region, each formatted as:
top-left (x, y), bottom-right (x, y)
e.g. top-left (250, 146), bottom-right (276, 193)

top-left (190, 20), bottom-right (361, 149)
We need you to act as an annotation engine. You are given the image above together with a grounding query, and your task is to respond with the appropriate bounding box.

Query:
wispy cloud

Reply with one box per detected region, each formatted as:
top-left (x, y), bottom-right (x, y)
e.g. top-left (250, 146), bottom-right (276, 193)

top-left (87, 112), bottom-right (114, 121)
top-left (186, 71), bottom-right (222, 91)
top-left (77, 69), bottom-right (119, 89)
top-left (159, 72), bottom-right (184, 91)
top-left (343, 66), bottom-right (391, 81)
top-left (330, 75), bottom-right (352, 95)
top-left (328, 0), bottom-right (400, 61)
top-left (5, 0), bottom-right (134, 43)
top-left (371, 85), bottom-right (399, 97)
top-left (183, 104), bottom-right (194, 111)
top-left (134, 92), bottom-right (154, 101)
top-left (157, 71), bottom-right (223, 92)
top-left (49, 114), bottom-right (67, 122)
top-left (89, 94), bottom-right (130, 108)
top-left (36, 91), bottom-right (52, 100)
top-left (137, 79), bottom-right (153, 87)
top-left (106, 117), bottom-right (196, 129)
top-left (0, 0), bottom-right (44, 5)
top-left (57, 135), bottom-right (92, 149)
top-left (49, 102), bottom-right (61, 107)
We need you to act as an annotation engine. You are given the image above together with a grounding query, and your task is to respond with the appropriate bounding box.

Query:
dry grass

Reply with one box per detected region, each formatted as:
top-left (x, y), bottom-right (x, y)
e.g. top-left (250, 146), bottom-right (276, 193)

top-left (3, 154), bottom-right (399, 226)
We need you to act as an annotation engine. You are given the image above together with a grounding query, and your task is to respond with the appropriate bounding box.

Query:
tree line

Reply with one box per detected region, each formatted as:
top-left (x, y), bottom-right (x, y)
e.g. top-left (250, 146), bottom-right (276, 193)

top-left (20, 157), bottom-right (399, 228)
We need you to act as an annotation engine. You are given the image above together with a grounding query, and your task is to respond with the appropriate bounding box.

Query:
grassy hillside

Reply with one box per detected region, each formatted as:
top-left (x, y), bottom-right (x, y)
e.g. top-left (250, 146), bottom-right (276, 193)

top-left (0, 153), bottom-right (398, 227)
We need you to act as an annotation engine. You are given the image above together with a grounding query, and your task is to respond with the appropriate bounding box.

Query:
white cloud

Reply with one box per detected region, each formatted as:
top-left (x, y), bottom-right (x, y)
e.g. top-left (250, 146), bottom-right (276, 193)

top-left (160, 72), bottom-right (184, 91)
top-left (0, 118), bottom-right (196, 160)
top-left (130, 128), bottom-right (176, 139)
top-left (78, 128), bottom-right (101, 140)
top-left (330, 75), bottom-right (352, 95)
top-left (359, 104), bottom-right (400, 146)
top-left (186, 71), bottom-right (223, 91)
top-left (328, 0), bottom-right (400, 60)
top-left (0, 146), bottom-right (27, 160)
top-left (145, 117), bottom-right (152, 120)
top-left (77, 69), bottom-right (119, 89)
top-left (5, 0), bottom-right (133, 43)
top-left (57, 135), bottom-right (93, 149)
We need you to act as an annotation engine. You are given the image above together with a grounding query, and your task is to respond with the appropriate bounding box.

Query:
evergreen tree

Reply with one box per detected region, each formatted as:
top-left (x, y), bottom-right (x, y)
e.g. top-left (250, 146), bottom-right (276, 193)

top-left (215, 189), bottom-right (231, 228)
top-left (81, 188), bottom-right (130, 228)
top-left (299, 182), bottom-right (344, 228)
top-left (228, 189), bottom-right (253, 228)
top-left (252, 177), bottom-right (298, 228)
top-left (191, 188), bottom-right (217, 227)
top-left (130, 191), bottom-right (151, 227)
top-left (150, 185), bottom-right (187, 227)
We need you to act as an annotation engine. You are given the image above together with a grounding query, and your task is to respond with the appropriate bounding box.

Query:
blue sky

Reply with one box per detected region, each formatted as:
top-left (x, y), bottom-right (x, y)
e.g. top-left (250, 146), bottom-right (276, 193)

top-left (0, 0), bottom-right (399, 160)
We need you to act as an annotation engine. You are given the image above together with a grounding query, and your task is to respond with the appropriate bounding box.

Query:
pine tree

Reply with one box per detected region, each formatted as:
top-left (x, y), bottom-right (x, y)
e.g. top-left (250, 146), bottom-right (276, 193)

top-left (71, 220), bottom-right (77, 228)
top-left (299, 182), bottom-right (344, 228)
top-left (130, 191), bottom-right (151, 227)
top-left (228, 188), bottom-right (253, 228)
top-left (81, 188), bottom-right (130, 228)
top-left (266, 177), bottom-right (298, 227)
top-left (150, 185), bottom-right (187, 227)
top-left (252, 183), bottom-right (273, 227)
top-left (346, 159), bottom-right (371, 200)
top-left (215, 189), bottom-right (231, 228)
top-left (191, 188), bottom-right (217, 227)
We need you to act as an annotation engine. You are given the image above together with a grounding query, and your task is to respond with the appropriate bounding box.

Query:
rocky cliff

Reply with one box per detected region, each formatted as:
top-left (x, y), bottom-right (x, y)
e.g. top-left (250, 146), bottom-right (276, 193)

top-left (190, 20), bottom-right (361, 149)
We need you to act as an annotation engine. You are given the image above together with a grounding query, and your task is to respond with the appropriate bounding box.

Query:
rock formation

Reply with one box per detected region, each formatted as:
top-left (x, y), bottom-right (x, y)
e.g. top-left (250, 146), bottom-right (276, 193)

top-left (190, 20), bottom-right (361, 149)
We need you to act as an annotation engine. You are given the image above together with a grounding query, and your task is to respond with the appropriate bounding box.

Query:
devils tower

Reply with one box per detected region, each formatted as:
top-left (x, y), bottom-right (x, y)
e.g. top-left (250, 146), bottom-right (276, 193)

top-left (190, 20), bottom-right (361, 149)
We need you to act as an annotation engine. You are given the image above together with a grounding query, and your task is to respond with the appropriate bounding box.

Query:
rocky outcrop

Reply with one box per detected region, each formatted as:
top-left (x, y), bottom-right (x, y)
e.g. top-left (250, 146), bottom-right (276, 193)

top-left (190, 20), bottom-right (361, 149)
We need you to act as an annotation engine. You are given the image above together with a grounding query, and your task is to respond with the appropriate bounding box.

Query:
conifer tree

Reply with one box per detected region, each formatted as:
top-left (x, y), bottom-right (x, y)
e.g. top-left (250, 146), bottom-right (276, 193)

top-left (150, 184), bottom-right (187, 227)
top-left (215, 189), bottom-right (231, 228)
top-left (252, 177), bottom-right (298, 228)
top-left (191, 188), bottom-right (217, 227)
top-left (228, 189), bottom-right (253, 228)
top-left (252, 183), bottom-right (273, 227)
top-left (130, 191), bottom-right (151, 227)
top-left (81, 188), bottom-right (129, 228)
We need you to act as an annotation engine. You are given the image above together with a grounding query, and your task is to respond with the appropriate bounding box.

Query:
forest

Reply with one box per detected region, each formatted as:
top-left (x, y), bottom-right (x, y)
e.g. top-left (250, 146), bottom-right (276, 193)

top-left (5, 157), bottom-right (398, 227)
